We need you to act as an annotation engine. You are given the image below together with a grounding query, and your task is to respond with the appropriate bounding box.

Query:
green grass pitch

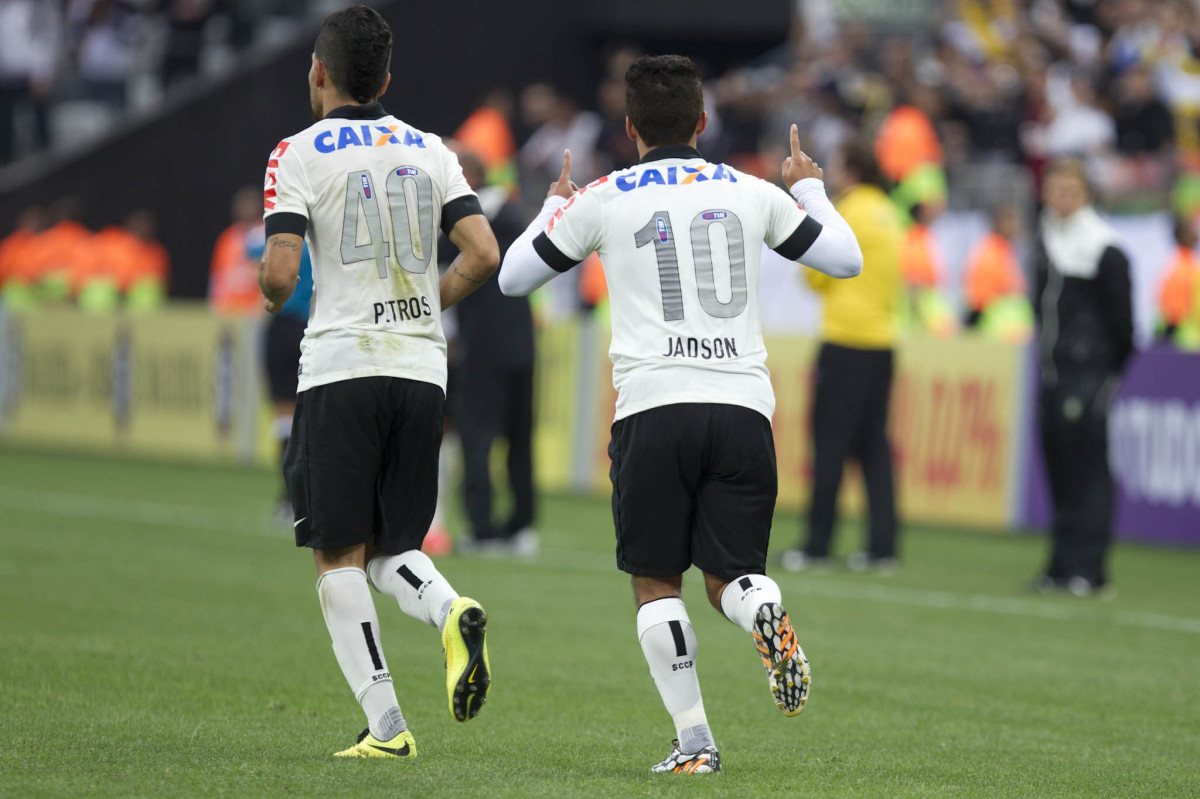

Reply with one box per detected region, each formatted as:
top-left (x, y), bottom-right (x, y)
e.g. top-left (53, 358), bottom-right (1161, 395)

top-left (1, 447), bottom-right (1198, 797)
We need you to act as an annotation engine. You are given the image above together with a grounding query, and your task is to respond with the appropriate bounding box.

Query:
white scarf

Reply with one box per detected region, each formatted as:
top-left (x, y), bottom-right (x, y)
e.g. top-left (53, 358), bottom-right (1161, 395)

top-left (1041, 205), bottom-right (1118, 279)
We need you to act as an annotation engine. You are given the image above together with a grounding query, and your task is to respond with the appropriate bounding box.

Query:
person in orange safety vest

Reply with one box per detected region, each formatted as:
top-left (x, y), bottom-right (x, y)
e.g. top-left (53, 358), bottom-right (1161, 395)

top-left (0, 206), bottom-right (46, 310)
top-left (208, 187), bottom-right (265, 316)
top-left (1158, 214), bottom-right (1199, 347)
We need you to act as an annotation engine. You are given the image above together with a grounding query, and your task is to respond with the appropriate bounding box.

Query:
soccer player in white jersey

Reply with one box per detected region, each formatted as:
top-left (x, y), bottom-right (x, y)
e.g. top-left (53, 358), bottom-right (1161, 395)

top-left (257, 6), bottom-right (500, 759)
top-left (501, 55), bottom-right (863, 774)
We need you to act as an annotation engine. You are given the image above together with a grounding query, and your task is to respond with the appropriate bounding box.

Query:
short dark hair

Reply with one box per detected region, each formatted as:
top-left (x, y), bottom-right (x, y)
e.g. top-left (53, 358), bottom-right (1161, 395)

top-left (1044, 158), bottom-right (1092, 197)
top-left (841, 140), bottom-right (886, 189)
top-left (625, 55), bottom-right (704, 147)
top-left (314, 6), bottom-right (392, 104)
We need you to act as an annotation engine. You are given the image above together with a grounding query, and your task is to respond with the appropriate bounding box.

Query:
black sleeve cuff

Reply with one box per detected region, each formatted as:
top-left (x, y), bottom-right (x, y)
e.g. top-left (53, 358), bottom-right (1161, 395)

top-left (773, 215), bottom-right (823, 261)
top-left (441, 195), bottom-right (484, 237)
top-left (265, 212), bottom-right (307, 238)
top-left (533, 232), bottom-right (582, 273)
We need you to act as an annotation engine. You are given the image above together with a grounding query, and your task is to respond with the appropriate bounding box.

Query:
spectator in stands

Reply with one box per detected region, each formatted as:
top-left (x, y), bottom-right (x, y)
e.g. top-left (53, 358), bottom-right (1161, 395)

top-left (0, 205), bottom-right (45, 309)
top-left (782, 142), bottom-right (902, 574)
top-left (208, 187), bottom-right (263, 316)
top-left (1102, 65), bottom-right (1176, 199)
top-left (518, 83), bottom-right (603, 189)
top-left (1157, 213), bottom-right (1199, 347)
top-left (1032, 159), bottom-right (1134, 597)
top-left (1115, 66), bottom-right (1174, 157)
top-left (946, 63), bottom-right (1024, 165)
top-left (160, 0), bottom-right (217, 89)
top-left (963, 203), bottom-right (1032, 341)
top-left (0, 0), bottom-right (60, 165)
top-left (762, 68), bottom-right (854, 183)
top-left (445, 150), bottom-right (538, 557)
top-left (67, 0), bottom-right (145, 109)
top-left (1024, 71), bottom-right (1115, 172)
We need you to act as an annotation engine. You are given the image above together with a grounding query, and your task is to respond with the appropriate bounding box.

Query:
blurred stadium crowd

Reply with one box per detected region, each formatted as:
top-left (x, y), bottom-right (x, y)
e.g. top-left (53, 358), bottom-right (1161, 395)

top-left (4, 0), bottom-right (1200, 343)
top-left (0, 0), bottom-right (343, 164)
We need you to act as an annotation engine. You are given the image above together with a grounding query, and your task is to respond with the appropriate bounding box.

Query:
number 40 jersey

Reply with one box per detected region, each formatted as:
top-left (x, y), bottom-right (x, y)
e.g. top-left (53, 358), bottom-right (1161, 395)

top-left (263, 103), bottom-right (481, 394)
top-left (502, 144), bottom-right (862, 422)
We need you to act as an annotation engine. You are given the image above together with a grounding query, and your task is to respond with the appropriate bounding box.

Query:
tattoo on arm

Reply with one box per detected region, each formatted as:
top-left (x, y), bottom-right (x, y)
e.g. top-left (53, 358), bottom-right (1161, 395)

top-left (453, 264), bottom-right (484, 285)
top-left (268, 236), bottom-right (301, 252)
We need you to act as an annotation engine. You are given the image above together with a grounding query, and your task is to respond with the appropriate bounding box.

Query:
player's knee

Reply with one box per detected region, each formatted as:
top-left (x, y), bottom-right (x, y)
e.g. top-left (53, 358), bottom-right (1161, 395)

top-left (313, 544), bottom-right (369, 575)
top-left (632, 574), bottom-right (683, 608)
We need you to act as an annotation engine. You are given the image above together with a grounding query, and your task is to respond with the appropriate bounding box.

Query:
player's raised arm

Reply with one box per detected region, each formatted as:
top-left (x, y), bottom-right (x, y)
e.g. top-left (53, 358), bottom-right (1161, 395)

top-left (771, 124), bottom-right (863, 279)
top-left (499, 150), bottom-right (583, 297)
top-left (440, 213), bottom-right (500, 310)
top-left (259, 233), bottom-right (303, 313)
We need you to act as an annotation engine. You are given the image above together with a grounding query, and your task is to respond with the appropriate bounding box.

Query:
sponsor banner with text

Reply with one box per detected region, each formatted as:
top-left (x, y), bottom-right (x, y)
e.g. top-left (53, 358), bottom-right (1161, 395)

top-left (0, 306), bottom-right (257, 462)
top-left (767, 335), bottom-right (1023, 527)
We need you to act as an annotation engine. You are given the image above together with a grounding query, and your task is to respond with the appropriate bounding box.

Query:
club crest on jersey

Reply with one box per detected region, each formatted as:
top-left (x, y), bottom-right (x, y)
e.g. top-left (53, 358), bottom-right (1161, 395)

top-left (656, 217), bottom-right (669, 242)
top-left (702, 211), bottom-right (727, 220)
top-left (314, 125), bottom-right (426, 153)
top-left (395, 167), bottom-right (419, 177)
top-left (614, 163), bottom-right (738, 192)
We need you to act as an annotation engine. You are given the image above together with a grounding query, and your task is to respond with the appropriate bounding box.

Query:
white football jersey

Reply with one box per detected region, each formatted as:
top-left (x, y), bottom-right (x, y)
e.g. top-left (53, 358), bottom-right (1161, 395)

top-left (542, 146), bottom-right (817, 421)
top-left (264, 103), bottom-right (476, 393)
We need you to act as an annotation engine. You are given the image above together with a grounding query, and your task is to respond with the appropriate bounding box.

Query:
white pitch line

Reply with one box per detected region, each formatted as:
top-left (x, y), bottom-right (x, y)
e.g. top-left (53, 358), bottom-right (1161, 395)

top-left (1, 486), bottom-right (1198, 637)
top-left (527, 545), bottom-right (1200, 638)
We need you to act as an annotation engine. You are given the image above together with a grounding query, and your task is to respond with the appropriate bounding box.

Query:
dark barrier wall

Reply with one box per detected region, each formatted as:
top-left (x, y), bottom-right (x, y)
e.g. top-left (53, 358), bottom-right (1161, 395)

top-left (0, 0), bottom-right (789, 299)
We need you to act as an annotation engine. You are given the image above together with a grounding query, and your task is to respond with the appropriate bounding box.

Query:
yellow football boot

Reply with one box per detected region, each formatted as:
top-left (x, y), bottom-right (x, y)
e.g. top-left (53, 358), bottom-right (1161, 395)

top-left (334, 729), bottom-right (416, 758)
top-left (442, 597), bottom-right (490, 721)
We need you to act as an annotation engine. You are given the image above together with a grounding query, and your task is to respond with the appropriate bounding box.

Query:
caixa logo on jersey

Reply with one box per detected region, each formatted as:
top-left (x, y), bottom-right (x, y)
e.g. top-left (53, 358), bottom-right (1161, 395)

top-left (614, 163), bottom-right (738, 192)
top-left (314, 125), bottom-right (426, 153)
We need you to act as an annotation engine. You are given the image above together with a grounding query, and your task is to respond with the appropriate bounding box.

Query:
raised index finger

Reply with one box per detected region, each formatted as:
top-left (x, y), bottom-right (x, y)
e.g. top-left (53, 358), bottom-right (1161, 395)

top-left (790, 124), bottom-right (801, 161)
top-left (560, 149), bottom-right (573, 183)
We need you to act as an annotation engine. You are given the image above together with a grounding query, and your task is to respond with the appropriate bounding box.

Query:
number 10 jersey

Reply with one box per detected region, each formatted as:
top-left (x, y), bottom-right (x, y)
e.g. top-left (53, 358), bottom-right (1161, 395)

top-left (263, 103), bottom-right (478, 393)
top-left (541, 147), bottom-right (818, 422)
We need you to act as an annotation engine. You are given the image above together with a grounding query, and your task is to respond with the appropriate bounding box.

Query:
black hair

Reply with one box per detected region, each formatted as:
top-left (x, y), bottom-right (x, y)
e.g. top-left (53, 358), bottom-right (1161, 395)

top-left (841, 140), bottom-right (887, 189)
top-left (1174, 213), bottom-right (1194, 245)
top-left (624, 55), bottom-right (704, 147)
top-left (314, 5), bottom-right (392, 103)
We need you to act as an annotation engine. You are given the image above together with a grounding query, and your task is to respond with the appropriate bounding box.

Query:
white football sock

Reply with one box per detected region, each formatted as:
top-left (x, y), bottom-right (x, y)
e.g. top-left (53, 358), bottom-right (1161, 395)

top-left (368, 550), bottom-right (459, 631)
top-left (636, 598), bottom-right (713, 754)
top-left (720, 574), bottom-right (783, 633)
top-left (316, 567), bottom-right (406, 741)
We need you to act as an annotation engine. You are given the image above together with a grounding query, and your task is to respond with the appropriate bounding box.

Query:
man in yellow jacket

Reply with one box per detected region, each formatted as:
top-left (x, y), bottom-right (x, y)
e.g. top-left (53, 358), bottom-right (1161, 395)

top-left (782, 142), bottom-right (903, 572)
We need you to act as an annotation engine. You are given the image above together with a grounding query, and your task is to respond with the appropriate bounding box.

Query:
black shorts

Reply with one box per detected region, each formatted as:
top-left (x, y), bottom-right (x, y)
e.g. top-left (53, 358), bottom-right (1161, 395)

top-left (286, 376), bottom-right (444, 553)
top-left (608, 403), bottom-right (777, 581)
top-left (266, 314), bottom-right (306, 401)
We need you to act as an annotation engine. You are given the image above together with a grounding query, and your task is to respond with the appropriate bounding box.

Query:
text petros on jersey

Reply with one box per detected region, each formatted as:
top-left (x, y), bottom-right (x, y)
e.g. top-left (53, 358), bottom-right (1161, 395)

top-left (373, 295), bottom-right (433, 325)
